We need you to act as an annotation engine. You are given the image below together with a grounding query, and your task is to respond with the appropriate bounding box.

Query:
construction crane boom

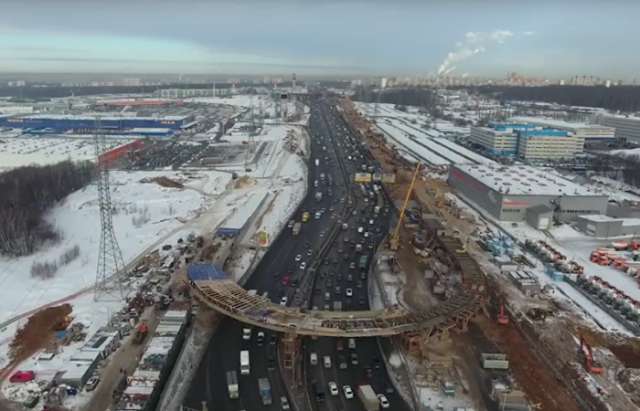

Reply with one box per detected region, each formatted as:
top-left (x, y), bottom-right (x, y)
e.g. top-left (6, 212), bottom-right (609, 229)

top-left (389, 163), bottom-right (421, 250)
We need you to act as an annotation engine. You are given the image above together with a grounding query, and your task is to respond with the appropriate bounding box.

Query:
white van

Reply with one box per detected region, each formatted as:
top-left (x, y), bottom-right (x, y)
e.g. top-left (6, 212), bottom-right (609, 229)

top-left (310, 352), bottom-right (318, 365)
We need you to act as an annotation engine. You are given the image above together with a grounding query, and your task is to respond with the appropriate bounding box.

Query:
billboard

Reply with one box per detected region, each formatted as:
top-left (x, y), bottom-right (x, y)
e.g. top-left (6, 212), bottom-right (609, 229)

top-left (354, 173), bottom-right (372, 183)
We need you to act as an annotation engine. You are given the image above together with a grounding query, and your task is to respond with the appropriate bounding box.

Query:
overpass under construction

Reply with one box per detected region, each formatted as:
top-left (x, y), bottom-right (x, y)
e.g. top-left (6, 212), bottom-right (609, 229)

top-left (188, 235), bottom-right (487, 338)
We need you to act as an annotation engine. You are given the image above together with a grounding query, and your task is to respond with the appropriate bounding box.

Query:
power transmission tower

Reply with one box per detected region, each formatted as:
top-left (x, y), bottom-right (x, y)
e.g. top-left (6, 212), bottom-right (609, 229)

top-left (94, 117), bottom-right (125, 301)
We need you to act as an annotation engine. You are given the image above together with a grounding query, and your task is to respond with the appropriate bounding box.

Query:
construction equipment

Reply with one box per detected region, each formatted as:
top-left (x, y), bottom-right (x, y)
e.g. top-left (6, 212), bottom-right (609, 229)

top-left (579, 335), bottom-right (604, 374)
top-left (389, 163), bottom-right (421, 250)
top-left (133, 322), bottom-right (149, 345)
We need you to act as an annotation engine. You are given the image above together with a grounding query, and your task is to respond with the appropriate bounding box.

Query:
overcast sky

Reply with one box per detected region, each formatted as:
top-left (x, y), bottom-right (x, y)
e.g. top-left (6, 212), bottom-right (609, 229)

top-left (1, 0), bottom-right (638, 79)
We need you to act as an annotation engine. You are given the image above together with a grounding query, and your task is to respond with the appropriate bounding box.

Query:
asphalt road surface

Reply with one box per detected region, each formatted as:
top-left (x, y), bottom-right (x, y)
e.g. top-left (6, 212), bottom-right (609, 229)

top-left (183, 95), bottom-right (410, 411)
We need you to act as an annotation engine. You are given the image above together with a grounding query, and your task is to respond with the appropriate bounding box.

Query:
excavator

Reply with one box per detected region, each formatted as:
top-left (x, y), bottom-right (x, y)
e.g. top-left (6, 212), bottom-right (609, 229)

top-left (579, 335), bottom-right (604, 374)
top-left (389, 163), bottom-right (421, 251)
top-left (497, 302), bottom-right (509, 325)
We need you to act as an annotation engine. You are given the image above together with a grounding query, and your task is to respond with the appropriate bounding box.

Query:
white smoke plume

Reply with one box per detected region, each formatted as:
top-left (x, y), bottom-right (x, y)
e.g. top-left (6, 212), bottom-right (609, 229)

top-left (437, 30), bottom-right (514, 76)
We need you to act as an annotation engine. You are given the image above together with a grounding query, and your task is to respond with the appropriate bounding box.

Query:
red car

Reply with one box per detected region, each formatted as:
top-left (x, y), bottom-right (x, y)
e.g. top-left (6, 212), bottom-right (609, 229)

top-left (10, 370), bottom-right (35, 383)
top-left (281, 275), bottom-right (290, 286)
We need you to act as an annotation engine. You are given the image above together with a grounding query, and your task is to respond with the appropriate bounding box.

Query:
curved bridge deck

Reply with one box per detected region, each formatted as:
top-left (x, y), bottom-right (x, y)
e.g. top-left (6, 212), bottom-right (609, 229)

top-left (188, 234), bottom-right (487, 337)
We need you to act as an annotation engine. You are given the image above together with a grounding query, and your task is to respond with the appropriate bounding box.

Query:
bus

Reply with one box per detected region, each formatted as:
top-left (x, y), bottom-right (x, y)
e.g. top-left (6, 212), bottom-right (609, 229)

top-left (240, 350), bottom-right (250, 375)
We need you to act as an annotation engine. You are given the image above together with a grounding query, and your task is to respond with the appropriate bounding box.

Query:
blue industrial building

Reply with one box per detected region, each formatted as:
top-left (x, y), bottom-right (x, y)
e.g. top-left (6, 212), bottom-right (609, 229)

top-left (4, 114), bottom-right (193, 137)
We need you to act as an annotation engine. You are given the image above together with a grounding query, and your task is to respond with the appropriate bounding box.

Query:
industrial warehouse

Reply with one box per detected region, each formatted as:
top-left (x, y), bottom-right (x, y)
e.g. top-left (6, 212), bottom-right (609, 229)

top-left (2, 113), bottom-right (194, 137)
top-left (448, 164), bottom-right (608, 225)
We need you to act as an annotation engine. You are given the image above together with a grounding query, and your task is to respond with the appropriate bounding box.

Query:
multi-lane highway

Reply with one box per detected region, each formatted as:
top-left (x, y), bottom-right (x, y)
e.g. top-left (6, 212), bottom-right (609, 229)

top-left (302, 101), bottom-right (410, 411)
top-left (183, 95), bottom-right (410, 411)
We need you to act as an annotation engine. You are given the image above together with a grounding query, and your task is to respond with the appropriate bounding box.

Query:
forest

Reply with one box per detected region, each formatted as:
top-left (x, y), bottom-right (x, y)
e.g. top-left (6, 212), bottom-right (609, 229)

top-left (468, 85), bottom-right (640, 112)
top-left (0, 161), bottom-right (94, 256)
top-left (352, 86), bottom-right (437, 109)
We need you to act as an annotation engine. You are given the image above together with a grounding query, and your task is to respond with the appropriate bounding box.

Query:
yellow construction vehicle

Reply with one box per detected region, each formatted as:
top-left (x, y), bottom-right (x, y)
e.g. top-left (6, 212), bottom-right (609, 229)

top-left (389, 163), bottom-right (421, 251)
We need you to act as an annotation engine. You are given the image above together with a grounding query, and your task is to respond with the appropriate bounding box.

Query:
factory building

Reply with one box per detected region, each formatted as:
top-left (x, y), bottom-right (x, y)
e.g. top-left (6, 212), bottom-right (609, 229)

top-left (154, 88), bottom-right (228, 98)
top-left (576, 215), bottom-right (640, 237)
top-left (448, 164), bottom-right (608, 224)
top-left (470, 122), bottom-right (584, 160)
top-left (596, 114), bottom-right (640, 145)
top-left (4, 114), bottom-right (194, 136)
top-left (517, 128), bottom-right (584, 160)
top-left (511, 116), bottom-right (615, 145)
top-left (469, 125), bottom-right (518, 156)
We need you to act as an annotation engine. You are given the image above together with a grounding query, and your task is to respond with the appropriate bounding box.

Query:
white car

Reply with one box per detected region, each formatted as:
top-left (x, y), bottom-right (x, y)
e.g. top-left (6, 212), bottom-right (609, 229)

top-left (280, 296), bottom-right (288, 306)
top-left (300, 262), bottom-right (307, 270)
top-left (323, 355), bottom-right (332, 368)
top-left (280, 396), bottom-right (290, 410)
top-left (328, 381), bottom-right (339, 396)
top-left (295, 254), bottom-right (302, 262)
top-left (345, 288), bottom-right (353, 297)
top-left (343, 385), bottom-right (354, 399)
top-left (242, 328), bottom-right (251, 341)
top-left (378, 394), bottom-right (390, 409)
top-left (310, 352), bottom-right (318, 365)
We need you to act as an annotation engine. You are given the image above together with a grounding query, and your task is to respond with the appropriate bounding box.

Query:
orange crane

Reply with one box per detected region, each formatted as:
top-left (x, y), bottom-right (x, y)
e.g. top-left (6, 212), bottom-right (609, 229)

top-left (389, 163), bottom-right (421, 251)
top-left (579, 335), bottom-right (603, 374)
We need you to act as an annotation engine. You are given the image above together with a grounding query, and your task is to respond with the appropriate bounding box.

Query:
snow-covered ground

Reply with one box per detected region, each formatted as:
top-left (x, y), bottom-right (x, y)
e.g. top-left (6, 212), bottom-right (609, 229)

top-left (0, 111), bottom-right (310, 391)
top-left (611, 147), bottom-right (640, 159)
top-left (0, 170), bottom-right (229, 320)
top-left (0, 137), bottom-right (131, 172)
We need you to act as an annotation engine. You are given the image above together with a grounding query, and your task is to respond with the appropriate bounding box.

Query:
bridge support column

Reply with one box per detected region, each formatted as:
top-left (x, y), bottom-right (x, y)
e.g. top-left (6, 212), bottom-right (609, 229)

top-left (281, 333), bottom-right (300, 383)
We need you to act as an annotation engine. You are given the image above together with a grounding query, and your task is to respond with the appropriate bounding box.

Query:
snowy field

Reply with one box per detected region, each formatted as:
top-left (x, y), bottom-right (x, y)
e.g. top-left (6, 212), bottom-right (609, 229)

top-left (0, 137), bottom-right (131, 171)
top-left (0, 113), bottom-right (309, 387)
top-left (0, 169), bottom-right (231, 322)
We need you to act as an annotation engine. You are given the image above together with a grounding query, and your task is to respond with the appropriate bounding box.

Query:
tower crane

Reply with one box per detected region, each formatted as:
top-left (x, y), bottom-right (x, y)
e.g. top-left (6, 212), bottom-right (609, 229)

top-left (389, 163), bottom-right (421, 251)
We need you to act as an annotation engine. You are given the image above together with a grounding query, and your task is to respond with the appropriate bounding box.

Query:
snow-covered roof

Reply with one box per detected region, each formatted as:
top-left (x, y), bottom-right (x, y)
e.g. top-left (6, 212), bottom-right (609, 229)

top-left (20, 114), bottom-right (189, 121)
top-left (511, 116), bottom-right (614, 132)
top-left (455, 164), bottom-right (602, 196)
top-left (578, 214), bottom-right (618, 223)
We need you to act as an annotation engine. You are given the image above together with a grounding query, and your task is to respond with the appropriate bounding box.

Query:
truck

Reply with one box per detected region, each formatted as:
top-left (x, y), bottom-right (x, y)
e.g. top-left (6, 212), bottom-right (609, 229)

top-left (133, 322), bottom-right (149, 345)
top-left (333, 301), bottom-right (342, 311)
top-left (357, 385), bottom-right (379, 411)
top-left (240, 350), bottom-right (250, 375)
top-left (226, 370), bottom-right (239, 399)
top-left (315, 191), bottom-right (323, 201)
top-left (292, 222), bottom-right (302, 236)
top-left (481, 353), bottom-right (509, 370)
top-left (258, 377), bottom-right (272, 406)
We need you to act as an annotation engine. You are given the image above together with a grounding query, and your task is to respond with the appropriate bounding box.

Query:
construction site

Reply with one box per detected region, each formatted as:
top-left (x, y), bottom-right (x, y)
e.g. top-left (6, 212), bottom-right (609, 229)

top-left (335, 97), bottom-right (640, 411)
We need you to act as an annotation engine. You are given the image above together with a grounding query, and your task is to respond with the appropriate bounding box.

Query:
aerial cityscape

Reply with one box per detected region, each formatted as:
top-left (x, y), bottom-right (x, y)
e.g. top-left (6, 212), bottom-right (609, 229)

top-left (1, 1), bottom-right (640, 411)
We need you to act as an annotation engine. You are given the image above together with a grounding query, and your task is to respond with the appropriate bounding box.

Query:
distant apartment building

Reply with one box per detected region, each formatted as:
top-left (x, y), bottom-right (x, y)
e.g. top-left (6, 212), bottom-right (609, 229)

top-left (596, 114), bottom-right (640, 145)
top-left (511, 116), bottom-right (615, 145)
top-left (470, 122), bottom-right (584, 160)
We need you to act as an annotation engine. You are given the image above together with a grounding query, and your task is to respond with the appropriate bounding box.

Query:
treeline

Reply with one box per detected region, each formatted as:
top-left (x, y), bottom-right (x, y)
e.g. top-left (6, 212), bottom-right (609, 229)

top-left (353, 87), bottom-right (437, 109)
top-left (0, 161), bottom-right (94, 256)
top-left (590, 154), bottom-right (640, 188)
top-left (468, 85), bottom-right (640, 112)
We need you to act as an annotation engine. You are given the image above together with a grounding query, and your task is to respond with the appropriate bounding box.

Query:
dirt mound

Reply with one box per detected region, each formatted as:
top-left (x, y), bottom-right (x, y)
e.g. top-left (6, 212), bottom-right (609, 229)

top-left (234, 175), bottom-right (256, 189)
top-left (8, 304), bottom-right (72, 365)
top-left (140, 176), bottom-right (184, 189)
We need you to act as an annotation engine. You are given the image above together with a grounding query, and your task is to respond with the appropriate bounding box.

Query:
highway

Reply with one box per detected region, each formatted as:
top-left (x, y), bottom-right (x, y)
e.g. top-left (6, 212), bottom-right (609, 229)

top-left (183, 95), bottom-right (410, 411)
top-left (302, 102), bottom-right (410, 411)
